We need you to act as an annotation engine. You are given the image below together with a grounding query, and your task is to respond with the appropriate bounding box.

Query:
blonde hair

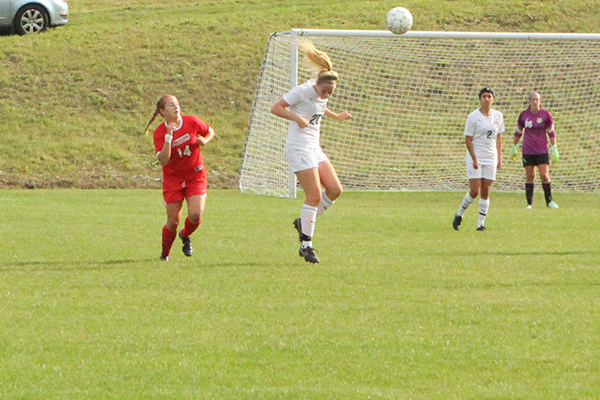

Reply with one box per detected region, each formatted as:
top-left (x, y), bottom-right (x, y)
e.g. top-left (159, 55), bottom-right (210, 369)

top-left (144, 94), bottom-right (174, 135)
top-left (298, 39), bottom-right (339, 84)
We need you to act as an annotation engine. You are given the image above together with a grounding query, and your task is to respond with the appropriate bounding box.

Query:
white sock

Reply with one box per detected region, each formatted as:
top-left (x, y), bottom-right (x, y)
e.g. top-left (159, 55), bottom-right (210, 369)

top-left (317, 192), bottom-right (335, 217)
top-left (478, 198), bottom-right (490, 227)
top-left (457, 193), bottom-right (474, 216)
top-left (301, 204), bottom-right (317, 248)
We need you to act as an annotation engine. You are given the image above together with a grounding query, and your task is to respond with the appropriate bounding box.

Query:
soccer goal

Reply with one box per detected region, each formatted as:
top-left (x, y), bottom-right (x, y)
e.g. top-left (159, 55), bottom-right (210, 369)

top-left (239, 29), bottom-right (600, 197)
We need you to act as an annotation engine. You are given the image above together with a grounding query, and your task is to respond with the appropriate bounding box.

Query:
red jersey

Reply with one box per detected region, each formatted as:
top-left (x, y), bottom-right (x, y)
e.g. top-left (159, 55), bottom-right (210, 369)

top-left (154, 115), bottom-right (211, 191)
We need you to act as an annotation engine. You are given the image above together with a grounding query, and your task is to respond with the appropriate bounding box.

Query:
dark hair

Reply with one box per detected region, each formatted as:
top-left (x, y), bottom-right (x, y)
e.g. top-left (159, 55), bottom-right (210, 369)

top-left (144, 94), bottom-right (175, 135)
top-left (478, 87), bottom-right (495, 98)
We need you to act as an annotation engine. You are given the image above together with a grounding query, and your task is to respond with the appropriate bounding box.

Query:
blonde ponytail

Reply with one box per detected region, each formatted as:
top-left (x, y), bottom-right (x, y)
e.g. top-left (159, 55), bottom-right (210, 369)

top-left (298, 39), bottom-right (339, 84)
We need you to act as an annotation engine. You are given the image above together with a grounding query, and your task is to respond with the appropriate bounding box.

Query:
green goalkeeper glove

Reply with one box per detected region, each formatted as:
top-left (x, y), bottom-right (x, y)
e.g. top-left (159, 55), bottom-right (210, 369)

top-left (510, 144), bottom-right (517, 161)
top-left (551, 145), bottom-right (559, 163)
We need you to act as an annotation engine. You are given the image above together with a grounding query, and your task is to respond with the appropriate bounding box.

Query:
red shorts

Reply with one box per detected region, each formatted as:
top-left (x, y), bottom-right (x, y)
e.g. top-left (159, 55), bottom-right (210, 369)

top-left (163, 178), bottom-right (207, 204)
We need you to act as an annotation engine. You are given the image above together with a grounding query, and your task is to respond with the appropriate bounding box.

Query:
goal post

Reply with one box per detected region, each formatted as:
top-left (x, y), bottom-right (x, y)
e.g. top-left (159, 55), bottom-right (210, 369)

top-left (239, 29), bottom-right (600, 197)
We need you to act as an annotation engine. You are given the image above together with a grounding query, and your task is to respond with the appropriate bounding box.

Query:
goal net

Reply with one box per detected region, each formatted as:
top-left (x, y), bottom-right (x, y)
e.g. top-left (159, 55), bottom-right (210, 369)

top-left (239, 29), bottom-right (600, 197)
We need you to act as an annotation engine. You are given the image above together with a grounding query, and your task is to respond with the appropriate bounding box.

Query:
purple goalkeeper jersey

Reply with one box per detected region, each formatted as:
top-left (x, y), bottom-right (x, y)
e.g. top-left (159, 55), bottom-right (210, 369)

top-left (515, 108), bottom-right (555, 155)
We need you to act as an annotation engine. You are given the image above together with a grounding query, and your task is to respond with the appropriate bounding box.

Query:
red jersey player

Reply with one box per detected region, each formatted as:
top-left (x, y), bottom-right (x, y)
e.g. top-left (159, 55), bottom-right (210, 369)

top-left (145, 94), bottom-right (215, 260)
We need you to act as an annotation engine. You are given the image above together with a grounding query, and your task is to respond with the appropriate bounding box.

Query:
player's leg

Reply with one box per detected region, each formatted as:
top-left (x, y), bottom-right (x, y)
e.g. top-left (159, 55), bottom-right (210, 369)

top-left (538, 163), bottom-right (557, 208)
top-left (317, 159), bottom-right (343, 217)
top-left (477, 177), bottom-right (494, 230)
top-left (453, 162), bottom-right (481, 230)
top-left (179, 193), bottom-right (207, 257)
top-left (524, 164), bottom-right (536, 208)
top-left (162, 198), bottom-right (183, 260)
top-left (295, 167), bottom-right (321, 263)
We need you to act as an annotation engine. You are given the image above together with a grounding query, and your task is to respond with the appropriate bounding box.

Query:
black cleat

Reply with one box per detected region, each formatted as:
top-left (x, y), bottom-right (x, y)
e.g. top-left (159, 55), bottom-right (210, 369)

top-left (476, 226), bottom-right (487, 231)
top-left (299, 246), bottom-right (320, 264)
top-left (452, 214), bottom-right (462, 231)
top-left (160, 255), bottom-right (169, 261)
top-left (293, 218), bottom-right (302, 242)
top-left (179, 230), bottom-right (193, 257)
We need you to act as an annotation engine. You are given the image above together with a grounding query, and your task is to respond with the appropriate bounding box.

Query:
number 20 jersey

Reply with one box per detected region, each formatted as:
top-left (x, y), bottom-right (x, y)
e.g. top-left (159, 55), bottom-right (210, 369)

top-left (283, 79), bottom-right (328, 149)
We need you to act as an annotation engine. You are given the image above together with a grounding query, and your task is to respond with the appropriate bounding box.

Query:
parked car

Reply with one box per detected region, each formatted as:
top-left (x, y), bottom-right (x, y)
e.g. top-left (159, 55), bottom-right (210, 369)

top-left (0, 0), bottom-right (68, 35)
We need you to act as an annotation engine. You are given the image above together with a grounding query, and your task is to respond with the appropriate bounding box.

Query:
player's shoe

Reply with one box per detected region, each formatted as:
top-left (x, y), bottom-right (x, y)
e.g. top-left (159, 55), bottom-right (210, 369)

top-left (179, 230), bottom-right (193, 257)
top-left (452, 214), bottom-right (462, 231)
top-left (476, 226), bottom-right (487, 231)
top-left (293, 218), bottom-right (302, 242)
top-left (299, 246), bottom-right (320, 264)
top-left (160, 255), bottom-right (169, 261)
top-left (547, 201), bottom-right (559, 209)
top-left (525, 204), bottom-right (533, 209)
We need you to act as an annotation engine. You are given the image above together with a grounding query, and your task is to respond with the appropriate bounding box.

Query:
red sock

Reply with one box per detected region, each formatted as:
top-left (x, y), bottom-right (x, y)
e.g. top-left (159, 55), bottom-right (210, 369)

top-left (181, 217), bottom-right (201, 238)
top-left (161, 226), bottom-right (177, 257)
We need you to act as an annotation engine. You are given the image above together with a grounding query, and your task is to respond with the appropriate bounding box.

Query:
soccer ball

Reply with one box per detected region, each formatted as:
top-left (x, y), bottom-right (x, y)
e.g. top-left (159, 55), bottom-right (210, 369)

top-left (386, 7), bottom-right (413, 35)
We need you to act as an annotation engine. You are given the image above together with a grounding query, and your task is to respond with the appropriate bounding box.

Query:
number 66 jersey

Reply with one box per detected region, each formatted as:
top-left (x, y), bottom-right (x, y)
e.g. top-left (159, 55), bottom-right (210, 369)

top-left (154, 115), bottom-right (212, 191)
top-left (464, 108), bottom-right (505, 165)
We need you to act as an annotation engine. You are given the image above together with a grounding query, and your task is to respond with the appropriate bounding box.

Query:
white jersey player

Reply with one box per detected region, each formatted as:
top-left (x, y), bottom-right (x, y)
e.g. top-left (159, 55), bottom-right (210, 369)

top-left (271, 40), bottom-right (352, 264)
top-left (453, 87), bottom-right (504, 231)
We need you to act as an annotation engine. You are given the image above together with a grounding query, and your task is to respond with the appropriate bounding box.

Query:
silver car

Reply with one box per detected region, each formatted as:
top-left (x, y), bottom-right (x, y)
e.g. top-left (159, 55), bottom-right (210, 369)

top-left (0, 0), bottom-right (68, 35)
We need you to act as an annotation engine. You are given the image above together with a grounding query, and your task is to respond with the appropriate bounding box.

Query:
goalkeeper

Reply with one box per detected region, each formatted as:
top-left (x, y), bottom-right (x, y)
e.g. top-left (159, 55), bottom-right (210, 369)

top-left (511, 92), bottom-right (559, 209)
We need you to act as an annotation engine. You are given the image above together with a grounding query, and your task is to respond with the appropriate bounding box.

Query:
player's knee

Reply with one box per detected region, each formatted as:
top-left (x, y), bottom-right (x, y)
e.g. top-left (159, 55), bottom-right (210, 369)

top-left (305, 191), bottom-right (322, 207)
top-left (328, 185), bottom-right (343, 200)
top-left (188, 213), bottom-right (202, 225)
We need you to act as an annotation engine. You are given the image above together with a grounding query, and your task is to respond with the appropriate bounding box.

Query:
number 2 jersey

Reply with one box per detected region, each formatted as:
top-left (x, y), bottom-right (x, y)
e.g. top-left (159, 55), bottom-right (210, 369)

top-left (153, 115), bottom-right (211, 191)
top-left (283, 79), bottom-right (328, 149)
top-left (464, 108), bottom-right (505, 165)
top-left (515, 108), bottom-right (555, 155)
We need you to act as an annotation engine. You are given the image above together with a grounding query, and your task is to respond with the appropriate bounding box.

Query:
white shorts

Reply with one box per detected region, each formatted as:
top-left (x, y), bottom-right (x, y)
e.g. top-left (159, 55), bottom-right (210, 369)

top-left (286, 145), bottom-right (329, 173)
top-left (466, 163), bottom-right (497, 181)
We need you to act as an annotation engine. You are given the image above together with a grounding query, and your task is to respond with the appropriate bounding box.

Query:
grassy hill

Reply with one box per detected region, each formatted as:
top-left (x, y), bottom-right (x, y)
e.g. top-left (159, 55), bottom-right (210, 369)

top-left (0, 0), bottom-right (598, 189)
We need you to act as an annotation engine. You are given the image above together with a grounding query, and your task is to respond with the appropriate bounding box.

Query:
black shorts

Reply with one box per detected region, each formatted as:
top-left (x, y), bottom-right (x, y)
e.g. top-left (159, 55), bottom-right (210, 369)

top-left (522, 153), bottom-right (549, 167)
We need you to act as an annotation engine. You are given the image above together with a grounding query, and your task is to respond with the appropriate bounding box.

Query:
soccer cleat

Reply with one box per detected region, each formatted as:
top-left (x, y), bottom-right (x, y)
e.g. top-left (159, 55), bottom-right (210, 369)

top-left (547, 201), bottom-right (559, 209)
top-left (179, 230), bottom-right (193, 257)
top-left (525, 204), bottom-right (533, 209)
top-left (160, 255), bottom-right (169, 261)
top-left (299, 246), bottom-right (320, 264)
top-left (293, 218), bottom-right (302, 242)
top-left (452, 214), bottom-right (462, 231)
top-left (476, 226), bottom-right (487, 231)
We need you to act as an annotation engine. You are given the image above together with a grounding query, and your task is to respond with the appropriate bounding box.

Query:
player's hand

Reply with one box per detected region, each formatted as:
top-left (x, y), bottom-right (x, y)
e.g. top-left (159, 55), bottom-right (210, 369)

top-left (551, 145), bottom-right (559, 163)
top-left (198, 136), bottom-right (207, 146)
top-left (337, 111), bottom-right (352, 121)
top-left (295, 115), bottom-right (309, 129)
top-left (166, 121), bottom-right (178, 133)
top-left (472, 159), bottom-right (479, 170)
top-left (510, 144), bottom-right (517, 161)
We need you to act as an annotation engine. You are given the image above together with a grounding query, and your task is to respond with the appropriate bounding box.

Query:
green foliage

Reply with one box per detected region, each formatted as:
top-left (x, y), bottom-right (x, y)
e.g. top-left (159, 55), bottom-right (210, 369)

top-left (0, 0), bottom-right (599, 188)
top-left (1, 190), bottom-right (600, 398)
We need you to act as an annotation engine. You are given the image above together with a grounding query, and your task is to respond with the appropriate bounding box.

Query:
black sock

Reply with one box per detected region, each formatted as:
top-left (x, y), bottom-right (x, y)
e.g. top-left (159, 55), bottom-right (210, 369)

top-left (542, 182), bottom-right (552, 204)
top-left (525, 183), bottom-right (534, 205)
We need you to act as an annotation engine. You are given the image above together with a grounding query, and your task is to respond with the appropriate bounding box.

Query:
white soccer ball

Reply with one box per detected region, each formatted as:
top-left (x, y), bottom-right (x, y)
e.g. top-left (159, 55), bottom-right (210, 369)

top-left (386, 7), bottom-right (413, 35)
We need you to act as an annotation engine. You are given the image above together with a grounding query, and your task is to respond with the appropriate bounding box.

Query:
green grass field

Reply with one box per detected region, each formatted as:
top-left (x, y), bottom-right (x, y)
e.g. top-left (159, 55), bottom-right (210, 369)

top-left (1, 189), bottom-right (599, 399)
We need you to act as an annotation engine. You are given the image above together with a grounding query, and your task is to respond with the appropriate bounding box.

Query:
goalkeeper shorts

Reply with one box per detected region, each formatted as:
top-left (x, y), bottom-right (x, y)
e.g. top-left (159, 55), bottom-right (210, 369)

top-left (466, 163), bottom-right (497, 181)
top-left (522, 153), bottom-right (549, 167)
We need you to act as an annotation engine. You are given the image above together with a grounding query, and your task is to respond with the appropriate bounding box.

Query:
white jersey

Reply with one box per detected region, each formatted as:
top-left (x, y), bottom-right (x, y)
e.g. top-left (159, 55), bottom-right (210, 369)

top-left (464, 108), bottom-right (504, 165)
top-left (283, 79), bottom-right (328, 148)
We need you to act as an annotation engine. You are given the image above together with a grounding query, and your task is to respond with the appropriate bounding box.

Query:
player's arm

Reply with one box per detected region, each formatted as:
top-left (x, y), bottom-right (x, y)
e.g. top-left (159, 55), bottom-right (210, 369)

top-left (496, 133), bottom-right (503, 169)
top-left (465, 136), bottom-right (479, 169)
top-left (547, 123), bottom-right (558, 162)
top-left (325, 108), bottom-right (352, 121)
top-left (199, 127), bottom-right (215, 146)
top-left (271, 98), bottom-right (309, 129)
top-left (157, 122), bottom-right (177, 166)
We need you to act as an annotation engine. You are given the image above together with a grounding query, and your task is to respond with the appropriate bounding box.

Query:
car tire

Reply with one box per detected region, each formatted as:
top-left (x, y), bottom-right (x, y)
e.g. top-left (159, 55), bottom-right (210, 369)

top-left (14, 5), bottom-right (49, 35)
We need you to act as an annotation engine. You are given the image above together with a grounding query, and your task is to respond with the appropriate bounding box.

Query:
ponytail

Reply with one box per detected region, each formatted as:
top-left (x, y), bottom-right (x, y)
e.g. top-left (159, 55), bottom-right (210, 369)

top-left (144, 94), bottom-right (173, 135)
top-left (298, 39), bottom-right (339, 83)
